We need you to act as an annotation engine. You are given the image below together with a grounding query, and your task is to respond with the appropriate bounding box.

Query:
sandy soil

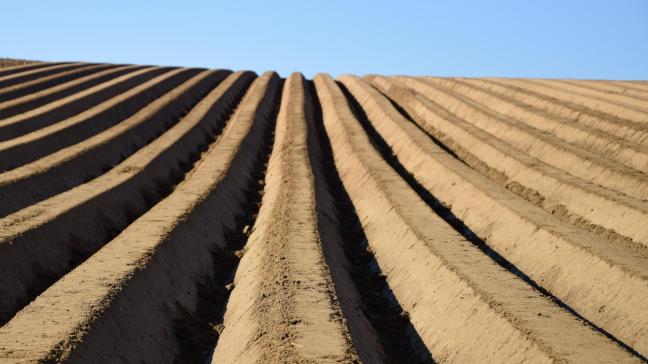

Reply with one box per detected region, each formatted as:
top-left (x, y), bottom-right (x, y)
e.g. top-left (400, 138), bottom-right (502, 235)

top-left (341, 74), bottom-right (648, 356)
top-left (369, 76), bottom-right (648, 251)
top-left (0, 61), bottom-right (646, 363)
top-left (0, 59), bottom-right (36, 69)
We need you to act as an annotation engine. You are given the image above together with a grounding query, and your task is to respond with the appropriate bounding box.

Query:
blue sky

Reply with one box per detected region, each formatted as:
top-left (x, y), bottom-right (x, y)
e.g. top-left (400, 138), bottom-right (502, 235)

top-left (1, 0), bottom-right (647, 79)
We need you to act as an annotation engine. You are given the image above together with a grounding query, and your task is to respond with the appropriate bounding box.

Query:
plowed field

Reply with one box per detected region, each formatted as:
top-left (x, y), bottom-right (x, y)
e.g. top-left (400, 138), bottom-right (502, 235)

top-left (0, 61), bottom-right (646, 363)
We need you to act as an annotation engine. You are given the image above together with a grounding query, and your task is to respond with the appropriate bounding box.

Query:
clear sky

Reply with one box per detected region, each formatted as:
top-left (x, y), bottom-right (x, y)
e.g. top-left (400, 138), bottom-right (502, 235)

top-left (2, 0), bottom-right (647, 79)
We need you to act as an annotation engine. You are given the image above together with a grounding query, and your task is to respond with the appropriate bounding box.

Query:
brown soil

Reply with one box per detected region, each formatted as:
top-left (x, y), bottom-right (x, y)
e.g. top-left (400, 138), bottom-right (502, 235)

top-left (0, 58), bottom-right (36, 69)
top-left (0, 61), bottom-right (646, 363)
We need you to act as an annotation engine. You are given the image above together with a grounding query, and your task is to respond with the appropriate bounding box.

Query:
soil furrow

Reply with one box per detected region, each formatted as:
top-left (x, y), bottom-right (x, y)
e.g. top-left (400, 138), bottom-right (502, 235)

top-left (397, 76), bottom-right (648, 201)
top-left (350, 77), bottom-right (648, 362)
top-left (339, 75), bottom-right (648, 358)
top-left (417, 76), bottom-right (648, 173)
top-left (174, 72), bottom-right (281, 364)
top-left (0, 71), bottom-right (278, 363)
top-left (322, 74), bottom-right (642, 363)
top-left (303, 80), bottom-right (386, 363)
top-left (458, 77), bottom-right (648, 145)
top-left (491, 78), bottom-right (648, 124)
top-left (312, 77), bottom-right (427, 364)
top-left (531, 79), bottom-right (648, 115)
top-left (212, 73), bottom-right (359, 363)
top-left (370, 76), bottom-right (648, 251)
top-left (0, 64), bottom-right (140, 121)
top-left (0, 67), bottom-right (196, 170)
top-left (560, 80), bottom-right (648, 102)
top-left (0, 62), bottom-right (50, 78)
top-left (0, 63), bottom-right (114, 102)
top-left (601, 80), bottom-right (648, 95)
top-left (0, 69), bottom-right (228, 217)
top-left (0, 65), bottom-right (159, 140)
top-left (0, 63), bottom-right (80, 89)
top-left (0, 60), bottom-right (644, 363)
top-left (0, 71), bottom-right (254, 325)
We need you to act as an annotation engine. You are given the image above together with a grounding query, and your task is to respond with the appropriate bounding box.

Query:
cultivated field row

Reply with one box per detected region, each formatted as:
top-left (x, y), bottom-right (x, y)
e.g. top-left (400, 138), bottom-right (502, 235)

top-left (0, 59), bottom-right (38, 72)
top-left (0, 62), bottom-right (646, 363)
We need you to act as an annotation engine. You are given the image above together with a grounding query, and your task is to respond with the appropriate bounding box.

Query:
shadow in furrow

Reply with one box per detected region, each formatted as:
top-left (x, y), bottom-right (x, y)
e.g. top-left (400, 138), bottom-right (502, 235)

top-left (0, 65), bottom-right (133, 115)
top-left (0, 66), bottom-right (167, 141)
top-left (173, 80), bottom-right (283, 364)
top-left (311, 81), bottom-right (434, 364)
top-left (0, 63), bottom-right (85, 89)
top-left (0, 68), bottom-right (201, 170)
top-left (0, 64), bottom-right (113, 103)
top-left (0, 71), bottom-right (226, 218)
top-left (341, 82), bottom-right (648, 362)
top-left (0, 75), bottom-right (255, 326)
top-left (0, 62), bottom-right (56, 78)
